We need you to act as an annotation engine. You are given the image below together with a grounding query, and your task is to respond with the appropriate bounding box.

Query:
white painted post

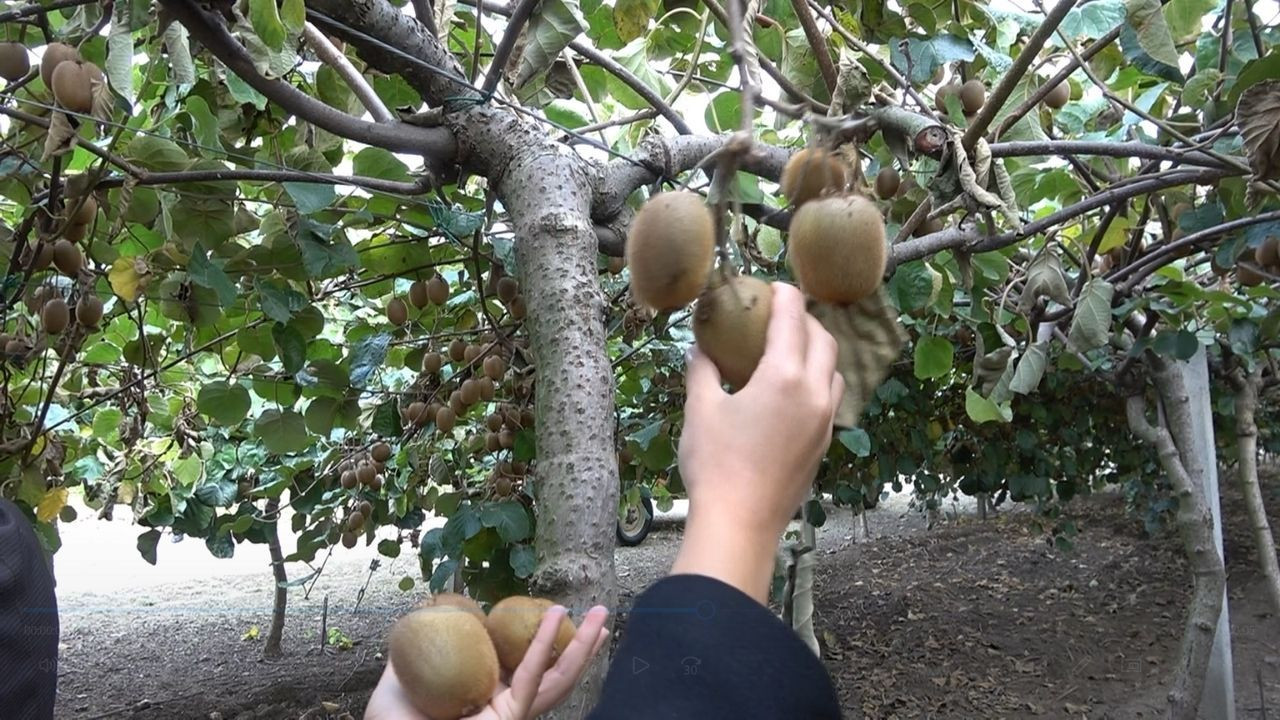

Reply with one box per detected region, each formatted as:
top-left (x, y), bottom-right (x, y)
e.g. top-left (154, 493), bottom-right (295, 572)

top-left (1175, 347), bottom-right (1235, 720)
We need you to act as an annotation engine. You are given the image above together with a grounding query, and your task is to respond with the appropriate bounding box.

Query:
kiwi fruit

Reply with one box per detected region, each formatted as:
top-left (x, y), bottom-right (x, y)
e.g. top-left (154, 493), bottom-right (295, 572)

top-left (5, 338), bottom-right (25, 356)
top-left (387, 297), bottom-right (408, 326)
top-left (42, 298), bottom-right (70, 334)
top-left (448, 339), bottom-right (466, 362)
top-left (1238, 262), bottom-right (1266, 287)
top-left (498, 429), bottom-right (514, 449)
top-left (486, 413), bottom-right (504, 432)
top-left (460, 379), bottom-right (481, 405)
top-left (625, 191), bottom-right (715, 311)
top-left (1170, 202), bottom-right (1192, 223)
top-left (52, 239), bottom-right (82, 276)
top-left (788, 194), bottom-right (887, 304)
top-left (31, 242), bottom-right (54, 271)
top-left (483, 355), bottom-right (506, 380)
top-left (357, 461), bottom-right (377, 486)
top-left (496, 277), bottom-right (519, 303)
top-left (427, 275), bottom-right (449, 305)
top-left (1044, 82), bottom-right (1069, 109)
top-left (874, 167), bottom-right (901, 199)
top-left (935, 83), bottom-right (961, 113)
top-left (51, 60), bottom-right (97, 114)
top-left (62, 221), bottom-right (88, 243)
top-left (347, 511), bottom-right (365, 532)
top-left (67, 195), bottom-right (97, 226)
top-left (371, 442), bottom-right (392, 463)
top-left (495, 476), bottom-right (514, 496)
top-left (485, 432), bottom-right (501, 452)
top-left (692, 275), bottom-right (773, 390)
top-left (407, 401), bottom-right (429, 426)
top-left (409, 281), bottom-right (430, 309)
top-left (1255, 237), bottom-right (1280, 269)
top-left (504, 408), bottom-right (523, 428)
top-left (914, 216), bottom-right (944, 237)
top-left (960, 80), bottom-right (985, 114)
top-left (511, 460), bottom-right (529, 476)
top-left (340, 470), bottom-right (357, 490)
top-left (619, 447), bottom-right (634, 465)
top-left (780, 148), bottom-right (848, 208)
top-left (341, 531), bottom-right (358, 549)
top-left (422, 351), bottom-right (443, 374)
top-left (485, 596), bottom-right (576, 674)
top-left (359, 500), bottom-right (374, 518)
top-left (478, 377), bottom-right (496, 401)
top-left (0, 43), bottom-right (29, 81)
top-left (509, 296), bottom-right (527, 320)
top-left (520, 409), bottom-right (535, 428)
top-left (436, 406), bottom-right (457, 432)
top-left (369, 474), bottom-right (384, 492)
top-left (449, 391), bottom-right (465, 416)
top-left (389, 607), bottom-right (499, 719)
top-left (40, 43), bottom-right (80, 88)
top-left (417, 593), bottom-right (487, 625)
top-left (75, 293), bottom-right (103, 327)
top-left (464, 344), bottom-right (483, 364)
top-left (607, 256), bottom-right (626, 274)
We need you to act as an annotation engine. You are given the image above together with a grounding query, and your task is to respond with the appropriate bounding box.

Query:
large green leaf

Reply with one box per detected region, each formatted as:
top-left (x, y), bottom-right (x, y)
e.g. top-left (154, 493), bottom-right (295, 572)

top-left (249, 0), bottom-right (287, 51)
top-left (515, 0), bottom-right (588, 88)
top-left (197, 381), bottom-right (252, 426)
top-left (295, 218), bottom-right (358, 279)
top-left (480, 501), bottom-right (532, 543)
top-left (613, 0), bottom-right (658, 43)
top-left (188, 243), bottom-right (238, 307)
top-left (914, 336), bottom-right (954, 380)
top-left (254, 409), bottom-right (311, 455)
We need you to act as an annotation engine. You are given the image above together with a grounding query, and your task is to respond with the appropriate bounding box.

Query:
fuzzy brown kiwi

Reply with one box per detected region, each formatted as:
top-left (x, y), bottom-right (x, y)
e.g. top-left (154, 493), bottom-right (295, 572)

top-left (1238, 262), bottom-right (1266, 287)
top-left (511, 460), bottom-right (528, 475)
top-left (406, 401), bottom-right (427, 426)
top-left (409, 280), bottom-right (430, 309)
top-left (486, 413), bottom-right (504, 432)
top-left (498, 429), bottom-right (514, 449)
top-left (52, 239), bottom-right (82, 276)
top-left (422, 352), bottom-right (443, 374)
top-left (449, 391), bottom-right (465, 416)
top-left (357, 461), bottom-right (377, 486)
top-left (509, 296), bottom-right (527, 320)
top-left (464, 344), bottom-right (482, 364)
top-left (371, 442), bottom-right (392, 463)
top-left (51, 60), bottom-right (96, 114)
top-left (340, 470), bottom-right (358, 490)
top-left (387, 297), bottom-right (409, 326)
top-left (625, 191), bottom-right (715, 311)
top-left (485, 432), bottom-right (501, 452)
top-left (0, 43), bottom-right (29, 82)
top-left (30, 242), bottom-right (54, 271)
top-left (520, 408), bottom-right (535, 428)
top-left (1255, 237), bottom-right (1280, 269)
top-left (1044, 82), bottom-right (1069, 109)
top-left (347, 511), bottom-right (365, 532)
top-left (496, 277), bottom-right (519, 303)
top-left (460, 379), bottom-right (481, 405)
top-left (436, 406), bottom-right (457, 433)
top-left (1170, 202), bottom-right (1192, 223)
top-left (960, 80), bottom-right (985, 114)
top-left (389, 607), bottom-right (499, 720)
top-left (42, 298), bottom-right (69, 334)
top-left (359, 500), bottom-right (374, 518)
top-left (427, 275), bottom-right (450, 305)
top-left (504, 407), bottom-right (523, 428)
top-left (369, 474), bottom-right (384, 492)
top-left (75, 293), bottom-right (103, 327)
top-left (935, 83), bottom-right (961, 113)
top-left (607, 256), bottom-right (626, 274)
top-left (495, 475), bottom-right (514, 496)
top-left (39, 43), bottom-right (80, 88)
top-left (788, 195), bottom-right (887, 304)
top-left (417, 593), bottom-right (487, 625)
top-left (913, 216), bottom-right (943, 237)
top-left (692, 275), bottom-right (773, 390)
top-left (874, 167), bottom-right (901, 199)
top-left (341, 531), bottom-right (358, 549)
top-left (68, 195), bottom-right (97, 226)
top-left (780, 148), bottom-right (847, 208)
top-left (485, 596), bottom-right (576, 674)
top-left (478, 377), bottom-right (495, 401)
top-left (483, 355), bottom-right (506, 380)
top-left (618, 447), bottom-right (634, 465)
top-left (448, 339), bottom-right (466, 362)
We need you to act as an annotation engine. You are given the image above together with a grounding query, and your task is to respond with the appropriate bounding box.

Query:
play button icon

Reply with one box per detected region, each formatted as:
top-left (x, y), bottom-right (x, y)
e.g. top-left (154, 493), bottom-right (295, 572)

top-left (632, 656), bottom-right (649, 674)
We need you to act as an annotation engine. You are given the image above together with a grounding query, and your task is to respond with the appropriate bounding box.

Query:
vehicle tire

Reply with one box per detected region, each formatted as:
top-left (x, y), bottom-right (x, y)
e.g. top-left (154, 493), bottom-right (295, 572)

top-left (616, 494), bottom-right (654, 546)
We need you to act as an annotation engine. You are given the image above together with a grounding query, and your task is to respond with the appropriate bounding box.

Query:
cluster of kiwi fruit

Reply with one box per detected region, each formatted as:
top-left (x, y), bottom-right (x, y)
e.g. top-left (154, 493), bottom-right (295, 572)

top-left (1241, 236), bottom-right (1280, 287)
top-left (41, 43), bottom-right (103, 115)
top-left (18, 285), bottom-right (103, 338)
top-left (388, 593), bottom-right (576, 719)
top-left (0, 42), bottom-right (30, 82)
top-left (401, 340), bottom-right (515, 434)
top-left (332, 441), bottom-right (395, 548)
top-left (935, 79), bottom-right (986, 117)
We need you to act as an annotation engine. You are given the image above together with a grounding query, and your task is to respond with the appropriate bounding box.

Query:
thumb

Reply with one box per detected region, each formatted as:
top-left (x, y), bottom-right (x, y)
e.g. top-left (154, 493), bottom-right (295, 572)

top-left (684, 346), bottom-right (726, 406)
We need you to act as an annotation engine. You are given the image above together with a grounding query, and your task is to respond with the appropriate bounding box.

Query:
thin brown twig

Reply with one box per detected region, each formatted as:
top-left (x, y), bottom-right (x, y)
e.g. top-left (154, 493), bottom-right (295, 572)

top-left (789, 0), bottom-right (837, 93)
top-left (480, 0), bottom-right (540, 96)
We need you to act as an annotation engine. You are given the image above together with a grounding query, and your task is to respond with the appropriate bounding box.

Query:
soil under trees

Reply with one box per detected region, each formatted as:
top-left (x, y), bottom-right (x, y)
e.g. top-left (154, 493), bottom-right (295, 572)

top-left (53, 483), bottom-right (1278, 719)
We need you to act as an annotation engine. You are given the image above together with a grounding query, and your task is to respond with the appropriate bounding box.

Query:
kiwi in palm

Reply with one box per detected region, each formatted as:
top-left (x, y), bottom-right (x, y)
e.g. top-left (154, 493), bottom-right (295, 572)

top-left (691, 274), bottom-right (773, 390)
top-left (389, 607), bottom-right (499, 720)
top-left (485, 596), bottom-right (576, 674)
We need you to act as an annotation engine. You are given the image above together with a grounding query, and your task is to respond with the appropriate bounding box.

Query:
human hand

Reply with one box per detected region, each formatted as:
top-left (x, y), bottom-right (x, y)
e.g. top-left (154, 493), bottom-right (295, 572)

top-left (365, 605), bottom-right (610, 720)
top-left (673, 282), bottom-right (842, 601)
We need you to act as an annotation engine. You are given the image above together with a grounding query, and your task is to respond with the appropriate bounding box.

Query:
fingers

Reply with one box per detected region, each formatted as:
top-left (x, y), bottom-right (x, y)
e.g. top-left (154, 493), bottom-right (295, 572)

top-left (684, 347), bottom-right (726, 407)
top-left (530, 606), bottom-right (611, 717)
top-left (828, 371), bottom-right (845, 418)
top-left (507, 605), bottom-right (570, 715)
top-left (759, 282), bottom-right (809, 371)
top-left (804, 314), bottom-right (838, 388)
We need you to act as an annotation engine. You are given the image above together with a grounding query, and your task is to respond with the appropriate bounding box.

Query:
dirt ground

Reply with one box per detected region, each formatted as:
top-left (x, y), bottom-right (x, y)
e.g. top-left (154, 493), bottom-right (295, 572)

top-left (49, 482), bottom-right (1279, 719)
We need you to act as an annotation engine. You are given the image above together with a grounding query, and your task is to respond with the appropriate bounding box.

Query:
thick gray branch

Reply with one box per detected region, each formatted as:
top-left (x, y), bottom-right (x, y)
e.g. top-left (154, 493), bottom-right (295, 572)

top-left (160, 0), bottom-right (454, 157)
top-left (989, 140), bottom-right (1230, 168)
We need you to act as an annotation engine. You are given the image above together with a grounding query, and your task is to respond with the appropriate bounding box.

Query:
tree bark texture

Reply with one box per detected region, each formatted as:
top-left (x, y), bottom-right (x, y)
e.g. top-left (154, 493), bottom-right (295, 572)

top-left (1232, 367), bottom-right (1280, 620)
top-left (1125, 362), bottom-right (1225, 720)
top-left (264, 497), bottom-right (287, 659)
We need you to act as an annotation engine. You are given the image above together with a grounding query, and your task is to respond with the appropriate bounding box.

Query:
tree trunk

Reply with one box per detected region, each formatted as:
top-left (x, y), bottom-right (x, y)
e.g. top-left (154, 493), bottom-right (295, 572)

top-left (789, 516), bottom-right (820, 655)
top-left (1233, 367), bottom-right (1280, 620)
top-left (1126, 361), bottom-right (1226, 720)
top-left (264, 497), bottom-right (287, 659)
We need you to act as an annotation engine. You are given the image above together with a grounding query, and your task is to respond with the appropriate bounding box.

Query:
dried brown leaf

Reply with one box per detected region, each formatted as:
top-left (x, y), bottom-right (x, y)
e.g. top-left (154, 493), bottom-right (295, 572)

top-left (42, 112), bottom-right (77, 161)
top-left (1237, 80), bottom-right (1280, 183)
top-left (808, 289), bottom-right (907, 429)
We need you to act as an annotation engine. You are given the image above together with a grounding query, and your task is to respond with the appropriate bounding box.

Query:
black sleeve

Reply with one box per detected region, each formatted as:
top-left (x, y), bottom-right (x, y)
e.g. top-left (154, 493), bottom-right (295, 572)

top-left (0, 499), bottom-right (59, 720)
top-left (587, 574), bottom-right (841, 719)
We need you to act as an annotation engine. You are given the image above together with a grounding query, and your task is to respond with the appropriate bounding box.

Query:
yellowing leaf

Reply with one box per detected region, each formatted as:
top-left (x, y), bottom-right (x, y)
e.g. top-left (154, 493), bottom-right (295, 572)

top-left (36, 487), bottom-right (69, 523)
top-left (1097, 216), bottom-right (1133, 254)
top-left (242, 625), bottom-right (260, 641)
top-left (110, 257), bottom-right (146, 302)
top-left (29, 434), bottom-right (46, 458)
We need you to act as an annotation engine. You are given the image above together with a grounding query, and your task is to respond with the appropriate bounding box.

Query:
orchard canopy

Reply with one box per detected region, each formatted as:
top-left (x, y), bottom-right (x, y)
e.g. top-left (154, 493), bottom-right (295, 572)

top-left (0, 0), bottom-right (1278, 666)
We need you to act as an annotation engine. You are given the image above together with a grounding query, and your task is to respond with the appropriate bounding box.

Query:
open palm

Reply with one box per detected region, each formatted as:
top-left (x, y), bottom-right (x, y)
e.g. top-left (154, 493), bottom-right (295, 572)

top-left (366, 605), bottom-right (610, 720)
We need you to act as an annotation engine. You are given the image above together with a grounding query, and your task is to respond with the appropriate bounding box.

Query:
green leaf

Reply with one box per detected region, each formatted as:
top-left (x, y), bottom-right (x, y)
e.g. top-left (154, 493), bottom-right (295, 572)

top-left (837, 428), bottom-right (871, 457)
top-left (510, 545), bottom-right (537, 579)
top-left (184, 96), bottom-right (223, 152)
top-left (280, 0), bottom-right (306, 35)
top-left (913, 336), bottom-right (954, 380)
top-left (350, 332), bottom-right (391, 389)
top-left (965, 388), bottom-right (1012, 424)
top-left (1124, 0), bottom-right (1178, 67)
top-left (249, 0), bottom-right (287, 51)
top-left (613, 0), bottom-right (658, 43)
top-left (372, 400), bottom-right (403, 437)
top-left (888, 260), bottom-right (936, 312)
top-left (480, 501), bottom-right (532, 543)
top-left (803, 499), bottom-right (826, 527)
top-left (106, 2), bottom-right (134, 103)
top-left (1067, 278), bottom-right (1114, 352)
top-left (272, 322), bottom-right (307, 375)
top-left (304, 397), bottom-right (340, 436)
top-left (398, 576), bottom-right (416, 592)
top-left (352, 148), bottom-right (411, 182)
top-left (254, 409), bottom-right (310, 454)
top-left (92, 408), bottom-right (122, 441)
top-left (284, 183), bottom-right (336, 215)
top-left (704, 90), bottom-right (743, 133)
top-left (206, 533), bottom-right (235, 559)
top-left (163, 22), bottom-right (196, 86)
top-left (1230, 54), bottom-right (1280, 107)
top-left (258, 280), bottom-right (307, 324)
top-left (194, 478), bottom-right (237, 506)
top-left (197, 381), bottom-right (252, 426)
top-left (514, 429), bottom-right (537, 462)
top-left (1057, 0), bottom-right (1126, 41)
top-left (1152, 329), bottom-right (1200, 360)
top-left (127, 136), bottom-right (189, 172)
top-left (189, 243), bottom-right (238, 306)
top-left (137, 529), bottom-right (161, 565)
top-left (378, 539), bottom-right (402, 558)
top-left (295, 218), bottom-right (358, 279)
top-left (1228, 319), bottom-right (1259, 356)
top-left (1164, 0), bottom-right (1214, 44)
top-left (515, 0), bottom-right (588, 87)
top-left (1009, 343), bottom-right (1049, 395)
